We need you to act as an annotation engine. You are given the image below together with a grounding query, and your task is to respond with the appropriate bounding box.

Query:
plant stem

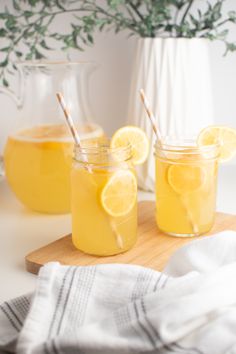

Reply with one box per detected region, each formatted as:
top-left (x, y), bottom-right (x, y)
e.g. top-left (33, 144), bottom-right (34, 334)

top-left (127, 2), bottom-right (145, 23)
top-left (180, 0), bottom-right (195, 25)
top-left (125, 5), bottom-right (136, 22)
top-left (173, 6), bottom-right (180, 36)
top-left (198, 17), bottom-right (231, 37)
top-left (81, 2), bottom-right (141, 35)
top-left (214, 17), bottom-right (232, 28)
top-left (128, 2), bottom-right (155, 36)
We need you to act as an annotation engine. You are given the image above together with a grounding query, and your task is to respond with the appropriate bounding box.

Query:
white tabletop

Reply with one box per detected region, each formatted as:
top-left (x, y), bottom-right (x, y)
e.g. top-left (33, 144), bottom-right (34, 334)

top-left (0, 165), bottom-right (236, 303)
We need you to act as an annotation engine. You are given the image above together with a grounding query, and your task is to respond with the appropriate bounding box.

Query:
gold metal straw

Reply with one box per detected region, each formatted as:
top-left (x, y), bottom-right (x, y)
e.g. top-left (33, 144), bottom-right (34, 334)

top-left (139, 88), bottom-right (199, 236)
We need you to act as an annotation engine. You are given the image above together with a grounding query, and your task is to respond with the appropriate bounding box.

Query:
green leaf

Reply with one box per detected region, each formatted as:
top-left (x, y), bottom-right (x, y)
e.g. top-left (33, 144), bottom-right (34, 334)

top-left (3, 78), bottom-right (9, 87)
top-left (0, 13), bottom-right (9, 19)
top-left (13, 0), bottom-right (20, 11)
top-left (34, 25), bottom-right (47, 35)
top-left (0, 59), bottom-right (8, 68)
top-left (212, 2), bottom-right (222, 14)
top-left (5, 17), bottom-right (16, 30)
top-left (0, 47), bottom-right (10, 52)
top-left (24, 29), bottom-right (35, 38)
top-left (82, 16), bottom-right (95, 27)
top-left (15, 51), bottom-right (23, 57)
top-left (28, 0), bottom-right (38, 6)
top-left (217, 29), bottom-right (229, 39)
top-left (189, 14), bottom-right (199, 27)
top-left (34, 49), bottom-right (45, 59)
top-left (99, 23), bottom-right (106, 31)
top-left (228, 11), bottom-right (236, 18)
top-left (107, 0), bottom-right (125, 10)
top-left (40, 39), bottom-right (51, 50)
top-left (55, 0), bottom-right (66, 10)
top-left (24, 11), bottom-right (34, 18)
top-left (63, 35), bottom-right (75, 48)
top-left (0, 28), bottom-right (7, 37)
top-left (225, 42), bottom-right (236, 52)
top-left (87, 33), bottom-right (93, 43)
top-left (25, 52), bottom-right (33, 60)
top-left (228, 11), bottom-right (236, 23)
top-left (174, 0), bottom-right (186, 10)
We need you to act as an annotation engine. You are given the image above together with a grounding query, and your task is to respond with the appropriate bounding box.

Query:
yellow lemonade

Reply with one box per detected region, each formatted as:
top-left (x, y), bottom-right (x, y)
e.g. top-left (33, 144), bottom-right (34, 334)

top-left (155, 142), bottom-right (219, 236)
top-left (71, 142), bottom-right (138, 256)
top-left (4, 123), bottom-right (103, 213)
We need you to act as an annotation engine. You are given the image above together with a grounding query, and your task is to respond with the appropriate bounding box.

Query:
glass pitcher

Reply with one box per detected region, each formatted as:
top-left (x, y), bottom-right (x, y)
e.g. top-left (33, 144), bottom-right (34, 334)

top-left (2, 61), bottom-right (104, 214)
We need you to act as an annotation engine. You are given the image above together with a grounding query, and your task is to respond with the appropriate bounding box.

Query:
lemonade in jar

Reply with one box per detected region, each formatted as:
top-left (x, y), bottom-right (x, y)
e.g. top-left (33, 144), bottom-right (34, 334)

top-left (71, 140), bottom-right (137, 255)
top-left (71, 126), bottom-right (149, 256)
top-left (155, 138), bottom-right (219, 236)
top-left (154, 125), bottom-right (236, 236)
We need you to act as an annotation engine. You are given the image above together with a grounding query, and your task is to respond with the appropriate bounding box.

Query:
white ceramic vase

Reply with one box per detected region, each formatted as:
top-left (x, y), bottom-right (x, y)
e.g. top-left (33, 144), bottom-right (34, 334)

top-left (127, 38), bottom-right (214, 191)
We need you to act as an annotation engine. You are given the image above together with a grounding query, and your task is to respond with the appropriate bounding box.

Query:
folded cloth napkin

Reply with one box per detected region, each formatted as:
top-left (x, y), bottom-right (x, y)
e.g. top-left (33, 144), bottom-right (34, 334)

top-left (1, 231), bottom-right (236, 354)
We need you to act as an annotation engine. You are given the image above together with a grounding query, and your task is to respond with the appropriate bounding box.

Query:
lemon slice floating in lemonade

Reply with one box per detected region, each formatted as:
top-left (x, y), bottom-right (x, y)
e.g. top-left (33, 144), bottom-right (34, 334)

top-left (111, 126), bottom-right (149, 165)
top-left (197, 125), bottom-right (236, 162)
top-left (101, 170), bottom-right (137, 217)
top-left (168, 164), bottom-right (206, 194)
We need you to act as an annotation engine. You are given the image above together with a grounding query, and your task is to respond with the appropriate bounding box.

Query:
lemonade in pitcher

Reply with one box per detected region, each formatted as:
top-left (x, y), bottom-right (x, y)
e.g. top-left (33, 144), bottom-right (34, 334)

top-left (71, 127), bottom-right (149, 256)
top-left (4, 123), bottom-right (103, 213)
top-left (2, 61), bottom-right (104, 213)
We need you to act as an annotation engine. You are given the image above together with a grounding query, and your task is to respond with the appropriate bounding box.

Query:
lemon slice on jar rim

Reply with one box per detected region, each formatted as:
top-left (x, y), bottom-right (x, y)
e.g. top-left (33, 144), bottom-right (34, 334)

top-left (197, 125), bottom-right (236, 162)
top-left (111, 126), bottom-right (149, 165)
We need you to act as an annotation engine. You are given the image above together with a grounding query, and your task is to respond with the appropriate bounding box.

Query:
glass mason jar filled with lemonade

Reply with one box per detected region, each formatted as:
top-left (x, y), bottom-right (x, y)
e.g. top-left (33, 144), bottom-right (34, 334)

top-left (155, 138), bottom-right (219, 237)
top-left (71, 139), bottom-right (138, 256)
top-left (3, 61), bottom-right (104, 213)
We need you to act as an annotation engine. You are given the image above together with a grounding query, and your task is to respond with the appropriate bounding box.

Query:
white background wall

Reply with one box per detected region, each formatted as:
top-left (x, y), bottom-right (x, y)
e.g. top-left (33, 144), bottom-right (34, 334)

top-left (0, 0), bottom-right (236, 157)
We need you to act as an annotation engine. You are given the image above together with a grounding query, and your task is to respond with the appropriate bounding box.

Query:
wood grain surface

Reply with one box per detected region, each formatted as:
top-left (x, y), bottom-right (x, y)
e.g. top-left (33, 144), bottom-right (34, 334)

top-left (25, 201), bottom-right (236, 274)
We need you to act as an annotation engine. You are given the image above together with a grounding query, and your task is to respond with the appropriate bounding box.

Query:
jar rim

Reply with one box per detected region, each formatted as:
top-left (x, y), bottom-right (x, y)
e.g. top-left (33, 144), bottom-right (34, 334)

top-left (154, 137), bottom-right (220, 154)
top-left (74, 138), bottom-right (133, 164)
top-left (16, 60), bottom-right (97, 68)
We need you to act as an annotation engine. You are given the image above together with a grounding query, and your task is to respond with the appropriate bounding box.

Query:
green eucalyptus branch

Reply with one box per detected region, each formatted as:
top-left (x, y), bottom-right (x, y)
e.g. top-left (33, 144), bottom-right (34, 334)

top-left (0, 0), bottom-right (236, 88)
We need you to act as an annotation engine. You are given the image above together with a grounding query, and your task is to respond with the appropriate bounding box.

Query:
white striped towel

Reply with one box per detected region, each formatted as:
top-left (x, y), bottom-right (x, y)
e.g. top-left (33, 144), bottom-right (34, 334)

top-left (1, 231), bottom-right (236, 354)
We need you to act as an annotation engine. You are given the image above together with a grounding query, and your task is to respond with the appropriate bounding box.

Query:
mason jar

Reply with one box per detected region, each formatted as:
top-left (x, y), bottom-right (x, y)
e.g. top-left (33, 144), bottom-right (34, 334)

top-left (155, 138), bottom-right (219, 237)
top-left (71, 139), bottom-right (138, 255)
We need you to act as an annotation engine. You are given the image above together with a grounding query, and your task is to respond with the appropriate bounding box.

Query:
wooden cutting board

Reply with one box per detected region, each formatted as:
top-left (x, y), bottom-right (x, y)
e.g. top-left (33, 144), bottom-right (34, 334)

top-left (25, 201), bottom-right (236, 275)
